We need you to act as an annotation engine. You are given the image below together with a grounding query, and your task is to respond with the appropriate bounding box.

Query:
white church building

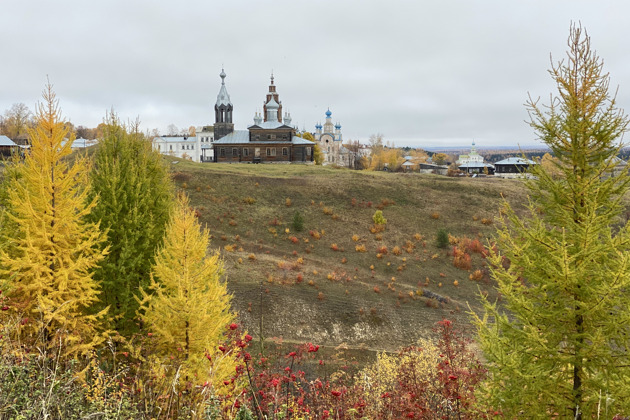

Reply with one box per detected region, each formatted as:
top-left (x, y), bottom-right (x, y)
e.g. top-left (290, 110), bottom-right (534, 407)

top-left (313, 109), bottom-right (350, 166)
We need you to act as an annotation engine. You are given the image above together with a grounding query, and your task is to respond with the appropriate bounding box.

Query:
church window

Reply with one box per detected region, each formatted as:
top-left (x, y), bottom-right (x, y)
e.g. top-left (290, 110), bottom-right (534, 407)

top-left (182, 145), bottom-right (185, 150)
top-left (220, 148), bottom-right (225, 157)
top-left (266, 147), bottom-right (276, 156)
top-left (306, 147), bottom-right (311, 156)
top-left (267, 134), bottom-right (271, 140)
top-left (243, 148), bottom-right (249, 157)
top-left (328, 147), bottom-right (330, 152)
top-left (255, 135), bottom-right (260, 141)
top-left (282, 134), bottom-right (287, 140)
top-left (282, 147), bottom-right (288, 156)
top-left (169, 145), bottom-right (172, 151)
top-left (232, 148), bottom-right (238, 156)
top-left (157, 145), bottom-right (160, 151)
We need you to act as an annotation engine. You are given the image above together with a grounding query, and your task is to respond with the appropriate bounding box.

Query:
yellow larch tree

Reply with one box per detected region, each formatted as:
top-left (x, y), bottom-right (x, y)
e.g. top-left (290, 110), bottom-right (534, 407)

top-left (137, 193), bottom-right (238, 391)
top-left (0, 83), bottom-right (107, 357)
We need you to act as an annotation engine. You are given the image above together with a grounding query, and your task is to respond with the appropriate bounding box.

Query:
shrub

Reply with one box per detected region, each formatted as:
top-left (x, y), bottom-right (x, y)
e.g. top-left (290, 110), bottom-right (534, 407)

top-left (309, 230), bottom-right (321, 240)
top-left (248, 254), bottom-right (256, 261)
top-left (243, 197), bottom-right (256, 205)
top-left (413, 233), bottom-right (423, 241)
top-left (481, 217), bottom-right (493, 225)
top-left (392, 246), bottom-right (402, 255)
top-left (436, 228), bottom-right (449, 248)
top-left (288, 236), bottom-right (299, 244)
top-left (330, 243), bottom-right (339, 251)
top-left (469, 269), bottom-right (484, 281)
top-left (285, 197), bottom-right (292, 207)
top-left (377, 245), bottom-right (388, 255)
top-left (372, 210), bottom-right (387, 225)
top-left (317, 292), bottom-right (325, 300)
top-left (229, 220), bottom-right (237, 226)
top-left (352, 234), bottom-right (360, 242)
top-left (468, 239), bottom-right (485, 253)
top-left (453, 246), bottom-right (472, 270)
top-left (292, 211), bottom-right (304, 232)
top-left (355, 244), bottom-right (367, 253)
top-left (322, 207), bottom-right (333, 215)
top-left (430, 211), bottom-right (440, 219)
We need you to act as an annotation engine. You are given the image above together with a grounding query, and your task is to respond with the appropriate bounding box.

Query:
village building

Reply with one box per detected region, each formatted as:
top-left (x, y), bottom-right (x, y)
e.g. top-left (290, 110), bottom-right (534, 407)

top-left (313, 109), bottom-right (350, 166)
top-left (0, 135), bottom-right (18, 156)
top-left (457, 141), bottom-right (485, 165)
top-left (152, 135), bottom-right (202, 162)
top-left (458, 162), bottom-right (495, 175)
top-left (418, 162), bottom-right (448, 175)
top-left (212, 72), bottom-right (314, 163)
top-left (494, 157), bottom-right (537, 178)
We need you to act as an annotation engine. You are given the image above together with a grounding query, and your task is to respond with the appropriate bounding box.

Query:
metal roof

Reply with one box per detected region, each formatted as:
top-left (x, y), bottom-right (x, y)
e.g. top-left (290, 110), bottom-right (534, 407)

top-left (213, 131), bottom-right (314, 145)
top-left (216, 70), bottom-right (232, 107)
top-left (266, 98), bottom-right (279, 109)
top-left (248, 121), bottom-right (289, 130)
top-left (0, 135), bottom-right (17, 147)
top-left (153, 136), bottom-right (196, 143)
top-left (494, 157), bottom-right (537, 165)
top-left (291, 137), bottom-right (315, 145)
top-left (458, 162), bottom-right (494, 168)
top-left (213, 131), bottom-right (250, 144)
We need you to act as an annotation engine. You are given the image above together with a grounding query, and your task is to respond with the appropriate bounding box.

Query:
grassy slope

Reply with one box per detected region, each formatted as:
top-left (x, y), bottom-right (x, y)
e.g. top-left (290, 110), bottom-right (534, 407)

top-left (170, 160), bottom-right (530, 354)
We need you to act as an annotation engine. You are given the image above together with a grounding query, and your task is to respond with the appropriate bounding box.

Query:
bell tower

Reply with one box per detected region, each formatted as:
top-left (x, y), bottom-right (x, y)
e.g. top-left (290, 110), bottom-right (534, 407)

top-left (214, 69), bottom-right (234, 140)
top-left (263, 73), bottom-right (283, 122)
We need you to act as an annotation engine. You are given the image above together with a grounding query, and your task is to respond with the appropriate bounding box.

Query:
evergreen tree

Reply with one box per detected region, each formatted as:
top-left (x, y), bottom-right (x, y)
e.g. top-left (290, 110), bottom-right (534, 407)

top-left (0, 83), bottom-right (107, 356)
top-left (88, 114), bottom-right (173, 332)
top-left (474, 25), bottom-right (630, 418)
top-left (137, 194), bottom-right (237, 388)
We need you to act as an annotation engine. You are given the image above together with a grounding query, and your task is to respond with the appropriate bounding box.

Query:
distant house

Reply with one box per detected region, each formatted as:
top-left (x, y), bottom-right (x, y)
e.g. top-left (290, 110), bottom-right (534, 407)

top-left (418, 163), bottom-right (448, 175)
top-left (458, 162), bottom-right (495, 175)
top-left (153, 136), bottom-right (201, 161)
top-left (402, 160), bottom-right (416, 172)
top-left (0, 135), bottom-right (18, 156)
top-left (605, 156), bottom-right (628, 178)
top-left (494, 157), bottom-right (537, 178)
top-left (60, 137), bottom-right (98, 150)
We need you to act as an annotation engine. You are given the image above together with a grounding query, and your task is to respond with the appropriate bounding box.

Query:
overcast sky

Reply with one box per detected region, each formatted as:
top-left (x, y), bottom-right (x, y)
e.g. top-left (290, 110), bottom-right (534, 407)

top-left (1, 1), bottom-right (628, 148)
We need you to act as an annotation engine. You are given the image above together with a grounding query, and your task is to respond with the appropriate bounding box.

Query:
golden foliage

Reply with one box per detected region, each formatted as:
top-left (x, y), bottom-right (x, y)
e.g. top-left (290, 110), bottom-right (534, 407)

top-left (137, 194), bottom-right (238, 391)
top-left (0, 84), bottom-right (107, 357)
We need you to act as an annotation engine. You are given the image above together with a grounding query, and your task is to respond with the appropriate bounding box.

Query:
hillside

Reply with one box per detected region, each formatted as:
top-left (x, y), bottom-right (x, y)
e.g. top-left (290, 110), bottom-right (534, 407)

top-left (168, 160), bottom-right (530, 354)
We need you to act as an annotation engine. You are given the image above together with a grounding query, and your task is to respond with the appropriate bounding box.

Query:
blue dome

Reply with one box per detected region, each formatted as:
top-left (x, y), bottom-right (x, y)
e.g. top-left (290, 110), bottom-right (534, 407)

top-left (325, 109), bottom-right (332, 117)
top-left (335, 124), bottom-right (341, 129)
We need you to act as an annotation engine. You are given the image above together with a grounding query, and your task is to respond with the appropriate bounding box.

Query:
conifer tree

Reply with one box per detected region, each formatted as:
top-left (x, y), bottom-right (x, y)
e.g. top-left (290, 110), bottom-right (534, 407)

top-left (137, 194), bottom-right (237, 388)
top-left (474, 25), bottom-right (630, 418)
top-left (88, 114), bottom-right (173, 332)
top-left (0, 83), bottom-right (107, 356)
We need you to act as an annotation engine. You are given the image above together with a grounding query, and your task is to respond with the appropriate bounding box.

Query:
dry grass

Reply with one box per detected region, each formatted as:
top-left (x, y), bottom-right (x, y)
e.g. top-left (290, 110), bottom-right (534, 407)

top-left (167, 160), bottom-right (529, 352)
